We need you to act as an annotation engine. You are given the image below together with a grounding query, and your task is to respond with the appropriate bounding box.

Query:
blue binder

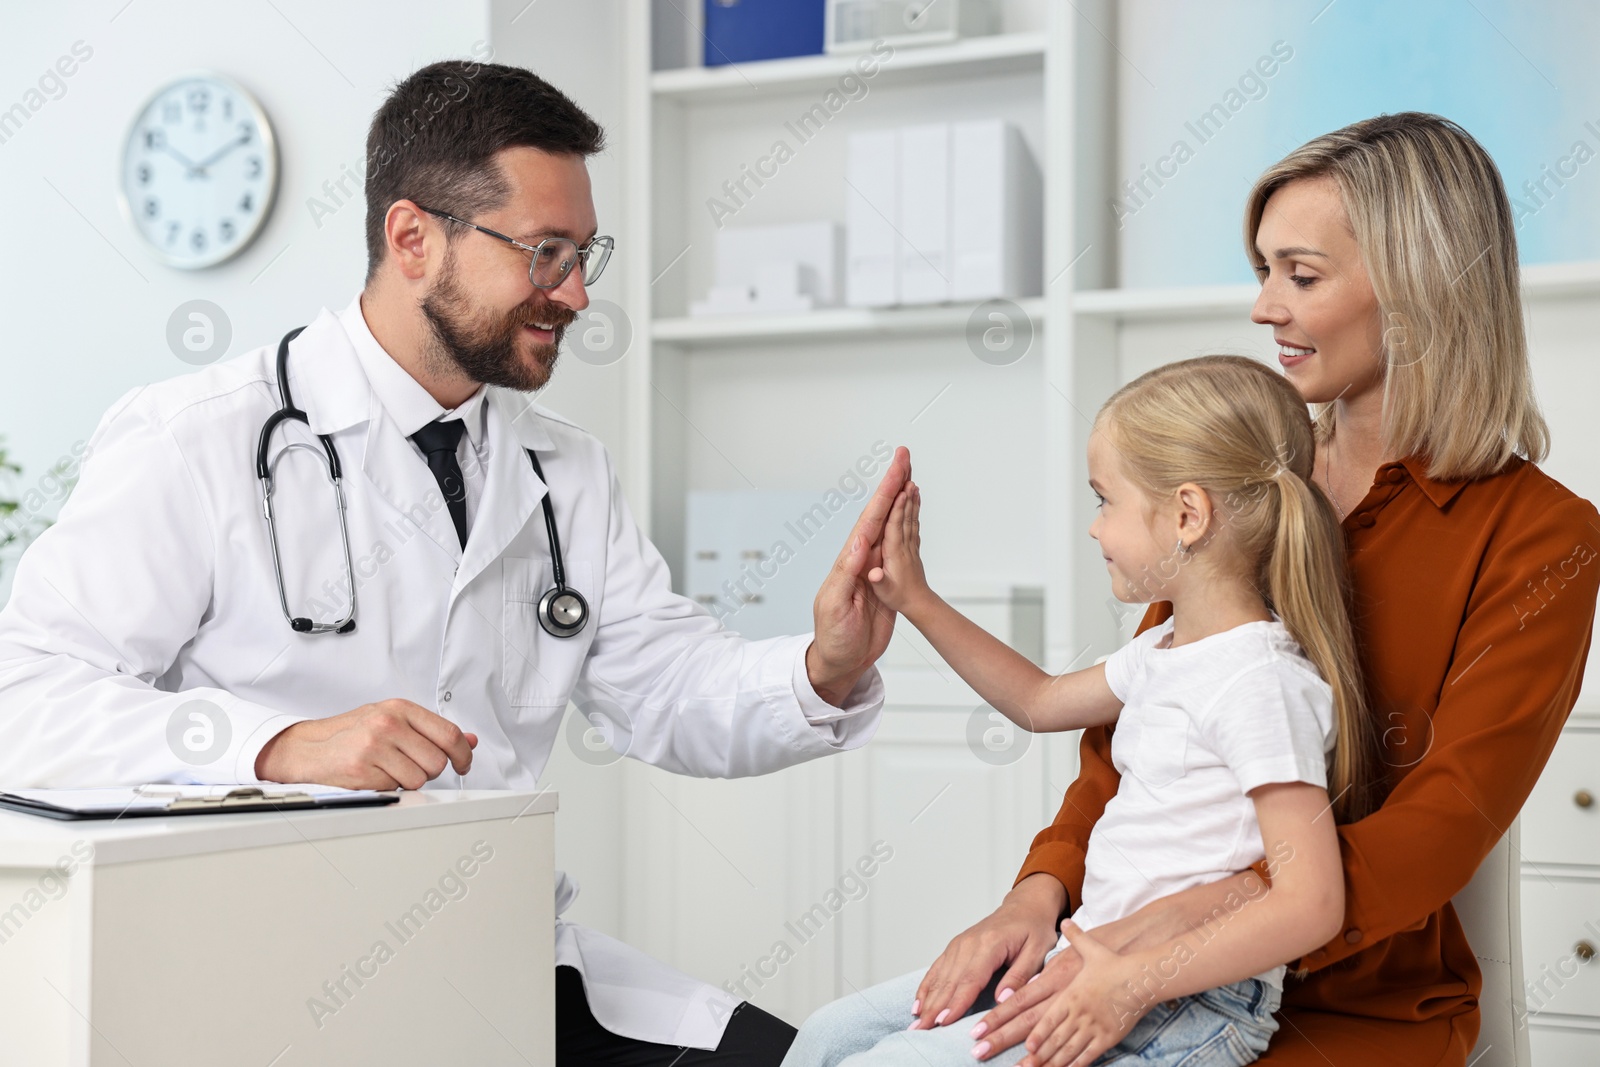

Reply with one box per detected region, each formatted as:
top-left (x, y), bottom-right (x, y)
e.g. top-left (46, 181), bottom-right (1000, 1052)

top-left (703, 0), bottom-right (826, 66)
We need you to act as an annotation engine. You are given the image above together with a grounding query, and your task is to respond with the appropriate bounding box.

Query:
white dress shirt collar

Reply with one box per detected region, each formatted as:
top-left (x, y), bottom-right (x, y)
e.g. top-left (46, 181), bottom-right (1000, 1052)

top-left (337, 292), bottom-right (488, 447)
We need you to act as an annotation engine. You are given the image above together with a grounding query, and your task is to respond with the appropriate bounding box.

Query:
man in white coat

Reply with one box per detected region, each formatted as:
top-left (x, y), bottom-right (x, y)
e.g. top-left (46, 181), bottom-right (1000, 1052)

top-left (0, 60), bottom-right (906, 1064)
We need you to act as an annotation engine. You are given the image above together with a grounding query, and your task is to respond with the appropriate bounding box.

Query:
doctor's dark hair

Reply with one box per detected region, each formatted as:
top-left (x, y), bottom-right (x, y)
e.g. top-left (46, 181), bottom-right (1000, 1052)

top-left (1095, 354), bottom-right (1383, 823)
top-left (363, 58), bottom-right (605, 282)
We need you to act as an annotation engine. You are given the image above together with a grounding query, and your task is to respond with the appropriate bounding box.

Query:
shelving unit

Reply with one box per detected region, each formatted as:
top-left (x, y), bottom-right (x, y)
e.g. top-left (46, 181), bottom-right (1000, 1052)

top-left (620, 1), bottom-right (1112, 672)
top-left (614, 0), bottom-right (1112, 1022)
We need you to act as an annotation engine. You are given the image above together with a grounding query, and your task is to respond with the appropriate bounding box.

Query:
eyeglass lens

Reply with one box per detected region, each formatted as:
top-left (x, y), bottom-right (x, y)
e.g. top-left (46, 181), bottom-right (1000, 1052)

top-left (530, 237), bottom-right (612, 288)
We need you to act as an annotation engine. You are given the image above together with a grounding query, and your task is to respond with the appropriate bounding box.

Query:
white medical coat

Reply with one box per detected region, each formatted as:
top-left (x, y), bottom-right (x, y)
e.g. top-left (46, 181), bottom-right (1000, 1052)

top-left (0, 298), bottom-right (885, 1049)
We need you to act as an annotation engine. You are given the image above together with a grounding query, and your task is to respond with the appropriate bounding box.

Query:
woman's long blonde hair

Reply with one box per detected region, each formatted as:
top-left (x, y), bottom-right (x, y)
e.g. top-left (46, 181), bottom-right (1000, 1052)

top-left (1098, 355), bottom-right (1383, 822)
top-left (1244, 111), bottom-right (1548, 480)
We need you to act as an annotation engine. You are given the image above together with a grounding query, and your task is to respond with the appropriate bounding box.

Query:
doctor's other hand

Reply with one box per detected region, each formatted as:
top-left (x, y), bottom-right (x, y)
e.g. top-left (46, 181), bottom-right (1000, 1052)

top-left (865, 481), bottom-right (932, 615)
top-left (254, 699), bottom-right (479, 790)
top-left (806, 445), bottom-right (911, 707)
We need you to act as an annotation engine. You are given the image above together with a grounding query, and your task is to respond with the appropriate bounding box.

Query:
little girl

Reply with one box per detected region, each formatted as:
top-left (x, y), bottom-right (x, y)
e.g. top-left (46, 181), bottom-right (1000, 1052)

top-left (783, 355), bottom-right (1382, 1067)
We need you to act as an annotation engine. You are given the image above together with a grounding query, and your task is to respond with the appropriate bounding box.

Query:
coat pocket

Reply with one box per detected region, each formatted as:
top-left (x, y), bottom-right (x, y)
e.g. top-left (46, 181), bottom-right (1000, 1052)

top-left (502, 556), bottom-right (594, 706)
top-left (1131, 704), bottom-right (1190, 787)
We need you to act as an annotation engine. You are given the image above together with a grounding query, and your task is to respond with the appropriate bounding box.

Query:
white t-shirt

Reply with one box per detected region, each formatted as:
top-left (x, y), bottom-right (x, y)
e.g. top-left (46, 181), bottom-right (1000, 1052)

top-left (1049, 612), bottom-right (1336, 990)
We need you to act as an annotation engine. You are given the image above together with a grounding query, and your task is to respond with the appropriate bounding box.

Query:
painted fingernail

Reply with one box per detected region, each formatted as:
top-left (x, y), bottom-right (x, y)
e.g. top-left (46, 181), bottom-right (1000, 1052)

top-left (907, 1020), bottom-right (920, 1030)
top-left (970, 1021), bottom-right (988, 1039)
top-left (912, 998), bottom-right (920, 1015)
top-left (997, 987), bottom-right (1014, 1003)
top-left (935, 1009), bottom-right (950, 1025)
top-left (972, 1041), bottom-right (991, 1058)
top-left (1027, 974), bottom-right (1039, 983)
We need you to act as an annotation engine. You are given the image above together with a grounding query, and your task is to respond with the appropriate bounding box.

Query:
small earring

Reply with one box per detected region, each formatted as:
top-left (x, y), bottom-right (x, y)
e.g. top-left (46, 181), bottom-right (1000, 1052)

top-left (1173, 538), bottom-right (1188, 555)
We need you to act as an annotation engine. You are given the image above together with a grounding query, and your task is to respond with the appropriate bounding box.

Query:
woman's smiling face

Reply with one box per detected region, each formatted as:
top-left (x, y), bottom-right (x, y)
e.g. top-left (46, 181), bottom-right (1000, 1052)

top-left (1250, 176), bottom-right (1386, 406)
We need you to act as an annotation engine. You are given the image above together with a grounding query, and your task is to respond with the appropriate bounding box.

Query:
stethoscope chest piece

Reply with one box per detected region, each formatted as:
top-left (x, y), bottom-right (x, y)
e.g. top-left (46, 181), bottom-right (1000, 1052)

top-left (537, 587), bottom-right (589, 638)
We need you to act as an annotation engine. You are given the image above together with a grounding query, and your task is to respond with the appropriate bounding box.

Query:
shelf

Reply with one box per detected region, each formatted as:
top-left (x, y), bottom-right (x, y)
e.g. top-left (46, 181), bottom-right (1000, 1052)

top-left (651, 31), bottom-right (1048, 104)
top-left (1521, 259), bottom-right (1600, 298)
top-left (649, 261), bottom-right (1600, 347)
top-left (652, 297), bottom-right (1047, 348)
top-left (1071, 260), bottom-right (1600, 324)
top-left (1071, 284), bottom-right (1257, 321)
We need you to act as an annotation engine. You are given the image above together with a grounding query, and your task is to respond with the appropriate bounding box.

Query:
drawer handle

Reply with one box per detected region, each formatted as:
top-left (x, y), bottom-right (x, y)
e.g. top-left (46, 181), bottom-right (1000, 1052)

top-left (1577, 940), bottom-right (1597, 963)
top-left (1576, 789), bottom-right (1594, 809)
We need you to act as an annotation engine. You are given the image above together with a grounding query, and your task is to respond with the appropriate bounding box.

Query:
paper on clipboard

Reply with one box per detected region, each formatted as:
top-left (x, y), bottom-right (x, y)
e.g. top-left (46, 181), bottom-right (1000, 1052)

top-left (0, 783), bottom-right (400, 819)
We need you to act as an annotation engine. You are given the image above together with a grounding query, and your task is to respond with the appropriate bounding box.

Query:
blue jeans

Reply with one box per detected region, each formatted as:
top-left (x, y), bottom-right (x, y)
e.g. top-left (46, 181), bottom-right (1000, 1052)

top-left (781, 966), bottom-right (1280, 1066)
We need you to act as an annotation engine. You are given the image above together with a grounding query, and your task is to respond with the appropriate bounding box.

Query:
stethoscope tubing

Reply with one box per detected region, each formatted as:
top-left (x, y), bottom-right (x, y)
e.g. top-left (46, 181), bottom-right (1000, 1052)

top-left (256, 326), bottom-right (587, 639)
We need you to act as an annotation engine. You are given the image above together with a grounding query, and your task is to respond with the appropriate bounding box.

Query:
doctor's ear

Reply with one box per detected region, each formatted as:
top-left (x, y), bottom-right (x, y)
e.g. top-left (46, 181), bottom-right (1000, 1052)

top-left (383, 200), bottom-right (437, 281)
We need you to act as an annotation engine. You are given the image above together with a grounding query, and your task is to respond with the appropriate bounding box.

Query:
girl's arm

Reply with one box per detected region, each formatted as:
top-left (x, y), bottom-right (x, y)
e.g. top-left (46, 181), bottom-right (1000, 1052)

top-left (1018, 781), bottom-right (1344, 1066)
top-left (868, 484), bottom-right (1122, 733)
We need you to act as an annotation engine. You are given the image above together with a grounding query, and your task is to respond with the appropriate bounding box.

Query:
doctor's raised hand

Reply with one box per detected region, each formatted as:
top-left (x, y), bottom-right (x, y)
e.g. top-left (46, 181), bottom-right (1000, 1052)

top-left (804, 445), bottom-right (912, 707)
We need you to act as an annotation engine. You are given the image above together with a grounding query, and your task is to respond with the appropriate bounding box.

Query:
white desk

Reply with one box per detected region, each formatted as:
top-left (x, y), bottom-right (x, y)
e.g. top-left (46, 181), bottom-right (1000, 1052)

top-left (0, 788), bottom-right (557, 1067)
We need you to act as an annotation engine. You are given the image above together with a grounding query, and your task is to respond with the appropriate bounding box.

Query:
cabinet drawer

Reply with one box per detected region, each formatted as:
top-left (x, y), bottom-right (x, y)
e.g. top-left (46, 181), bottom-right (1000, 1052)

top-left (1521, 728), bottom-right (1600, 867)
top-left (1520, 877), bottom-right (1600, 1020)
top-left (1530, 1020), bottom-right (1600, 1064)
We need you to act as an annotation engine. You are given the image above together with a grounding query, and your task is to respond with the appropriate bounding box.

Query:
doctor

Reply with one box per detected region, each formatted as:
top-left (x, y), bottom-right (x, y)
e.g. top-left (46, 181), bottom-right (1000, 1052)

top-left (0, 60), bottom-right (905, 1064)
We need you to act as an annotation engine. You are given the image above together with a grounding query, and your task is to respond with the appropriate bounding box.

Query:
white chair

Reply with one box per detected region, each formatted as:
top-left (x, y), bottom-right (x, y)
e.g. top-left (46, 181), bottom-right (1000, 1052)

top-left (1450, 815), bottom-right (1532, 1067)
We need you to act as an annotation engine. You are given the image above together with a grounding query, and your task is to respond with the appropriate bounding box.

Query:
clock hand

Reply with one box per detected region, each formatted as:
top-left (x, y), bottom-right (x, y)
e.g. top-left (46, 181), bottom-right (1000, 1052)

top-left (159, 142), bottom-right (204, 174)
top-left (192, 134), bottom-right (251, 175)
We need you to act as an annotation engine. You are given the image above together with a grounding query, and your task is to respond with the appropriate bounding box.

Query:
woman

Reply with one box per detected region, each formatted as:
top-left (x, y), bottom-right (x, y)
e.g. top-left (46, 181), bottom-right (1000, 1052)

top-left (836, 113), bottom-right (1599, 1067)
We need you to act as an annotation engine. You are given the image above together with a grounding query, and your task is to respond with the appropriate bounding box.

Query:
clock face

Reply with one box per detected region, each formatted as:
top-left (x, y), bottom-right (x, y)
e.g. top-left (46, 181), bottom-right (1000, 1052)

top-left (119, 74), bottom-right (278, 269)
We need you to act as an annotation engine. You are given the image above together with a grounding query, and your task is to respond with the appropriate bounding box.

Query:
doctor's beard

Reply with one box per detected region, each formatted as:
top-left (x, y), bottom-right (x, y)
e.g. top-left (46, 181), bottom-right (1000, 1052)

top-left (420, 258), bottom-right (578, 392)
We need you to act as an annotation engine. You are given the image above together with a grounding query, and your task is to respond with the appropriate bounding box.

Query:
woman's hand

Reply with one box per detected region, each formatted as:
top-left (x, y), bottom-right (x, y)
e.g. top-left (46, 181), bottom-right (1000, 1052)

top-left (866, 481), bottom-right (932, 616)
top-left (1013, 921), bottom-right (1149, 1067)
top-left (971, 884), bottom-right (1198, 1059)
top-left (912, 873), bottom-right (1064, 1032)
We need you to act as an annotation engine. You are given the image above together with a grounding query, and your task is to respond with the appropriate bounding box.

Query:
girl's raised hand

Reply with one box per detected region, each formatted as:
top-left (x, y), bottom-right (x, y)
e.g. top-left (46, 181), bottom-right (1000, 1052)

top-left (866, 481), bottom-right (931, 615)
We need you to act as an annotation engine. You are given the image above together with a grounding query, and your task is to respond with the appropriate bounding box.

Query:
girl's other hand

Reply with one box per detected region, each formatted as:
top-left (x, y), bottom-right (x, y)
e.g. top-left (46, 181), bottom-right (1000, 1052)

top-left (867, 481), bottom-right (931, 615)
top-left (1018, 921), bottom-right (1146, 1067)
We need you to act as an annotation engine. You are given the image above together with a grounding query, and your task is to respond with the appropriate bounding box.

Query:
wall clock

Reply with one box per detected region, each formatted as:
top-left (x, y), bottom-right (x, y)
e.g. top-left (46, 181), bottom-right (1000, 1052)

top-left (120, 73), bottom-right (278, 269)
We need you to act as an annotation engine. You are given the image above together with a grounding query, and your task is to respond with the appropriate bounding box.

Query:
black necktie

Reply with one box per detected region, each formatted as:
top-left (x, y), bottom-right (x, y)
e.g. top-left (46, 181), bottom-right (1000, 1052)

top-left (410, 418), bottom-right (468, 548)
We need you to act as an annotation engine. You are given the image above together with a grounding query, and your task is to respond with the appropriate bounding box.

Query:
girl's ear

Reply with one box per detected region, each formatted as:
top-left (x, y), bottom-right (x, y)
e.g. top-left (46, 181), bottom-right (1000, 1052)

top-left (1173, 482), bottom-right (1215, 542)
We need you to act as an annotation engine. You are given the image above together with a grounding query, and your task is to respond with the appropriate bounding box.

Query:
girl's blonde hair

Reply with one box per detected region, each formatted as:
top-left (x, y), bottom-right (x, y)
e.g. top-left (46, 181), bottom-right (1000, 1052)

top-left (1098, 355), bottom-right (1382, 822)
top-left (1244, 111), bottom-right (1548, 481)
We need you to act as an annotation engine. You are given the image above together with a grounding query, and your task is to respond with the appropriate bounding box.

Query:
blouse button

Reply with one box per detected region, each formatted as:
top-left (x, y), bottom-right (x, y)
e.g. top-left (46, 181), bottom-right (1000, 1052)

top-left (1357, 514), bottom-right (1376, 528)
top-left (1344, 927), bottom-right (1363, 944)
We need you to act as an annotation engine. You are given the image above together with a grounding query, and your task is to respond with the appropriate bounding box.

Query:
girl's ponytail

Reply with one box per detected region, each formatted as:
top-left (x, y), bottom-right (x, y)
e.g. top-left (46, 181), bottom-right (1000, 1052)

top-left (1267, 461), bottom-right (1382, 821)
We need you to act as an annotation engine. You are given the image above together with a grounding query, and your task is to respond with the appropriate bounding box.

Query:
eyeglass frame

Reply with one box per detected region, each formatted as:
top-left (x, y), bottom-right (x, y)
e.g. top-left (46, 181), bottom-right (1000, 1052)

top-left (416, 204), bottom-right (614, 289)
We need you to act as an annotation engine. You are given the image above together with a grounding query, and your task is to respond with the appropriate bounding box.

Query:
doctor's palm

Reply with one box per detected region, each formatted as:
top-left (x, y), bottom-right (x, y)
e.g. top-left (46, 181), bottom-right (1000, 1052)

top-left (807, 447), bottom-right (911, 701)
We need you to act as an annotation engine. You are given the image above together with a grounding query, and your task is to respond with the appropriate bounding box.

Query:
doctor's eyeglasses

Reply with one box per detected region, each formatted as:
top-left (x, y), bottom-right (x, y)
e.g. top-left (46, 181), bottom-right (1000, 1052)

top-left (418, 205), bottom-right (614, 289)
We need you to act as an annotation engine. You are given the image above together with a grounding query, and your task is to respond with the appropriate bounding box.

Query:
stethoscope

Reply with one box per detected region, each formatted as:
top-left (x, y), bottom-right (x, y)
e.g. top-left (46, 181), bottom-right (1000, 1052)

top-left (255, 326), bottom-right (590, 639)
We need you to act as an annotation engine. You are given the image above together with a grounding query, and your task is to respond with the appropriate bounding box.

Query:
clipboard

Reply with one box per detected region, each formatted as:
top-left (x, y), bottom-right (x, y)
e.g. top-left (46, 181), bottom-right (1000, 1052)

top-left (0, 785), bottom-right (401, 820)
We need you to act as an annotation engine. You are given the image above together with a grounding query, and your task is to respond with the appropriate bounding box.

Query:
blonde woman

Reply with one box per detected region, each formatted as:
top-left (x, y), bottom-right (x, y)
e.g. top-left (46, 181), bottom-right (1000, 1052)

top-left (893, 113), bottom-right (1600, 1067)
top-left (784, 355), bottom-right (1385, 1067)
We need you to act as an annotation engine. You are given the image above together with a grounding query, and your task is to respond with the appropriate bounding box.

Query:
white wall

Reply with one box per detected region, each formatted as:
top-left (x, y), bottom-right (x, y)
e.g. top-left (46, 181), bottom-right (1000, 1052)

top-left (0, 0), bottom-right (490, 585)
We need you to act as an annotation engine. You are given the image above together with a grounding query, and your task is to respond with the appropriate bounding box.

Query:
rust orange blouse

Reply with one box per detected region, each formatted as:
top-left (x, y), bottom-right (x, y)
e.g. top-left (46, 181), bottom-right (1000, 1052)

top-left (1014, 453), bottom-right (1599, 1055)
